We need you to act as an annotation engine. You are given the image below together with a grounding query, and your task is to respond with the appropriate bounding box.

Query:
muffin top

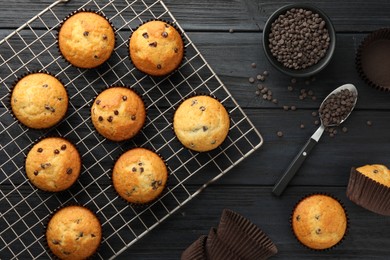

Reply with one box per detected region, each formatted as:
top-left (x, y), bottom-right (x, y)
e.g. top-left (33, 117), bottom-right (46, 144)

top-left (11, 72), bottom-right (68, 129)
top-left (25, 137), bottom-right (81, 192)
top-left (356, 164), bottom-right (390, 187)
top-left (173, 95), bottom-right (230, 152)
top-left (46, 205), bottom-right (102, 260)
top-left (129, 20), bottom-right (184, 76)
top-left (58, 11), bottom-right (115, 68)
top-left (112, 148), bottom-right (168, 204)
top-left (91, 87), bottom-right (146, 141)
top-left (292, 194), bottom-right (347, 250)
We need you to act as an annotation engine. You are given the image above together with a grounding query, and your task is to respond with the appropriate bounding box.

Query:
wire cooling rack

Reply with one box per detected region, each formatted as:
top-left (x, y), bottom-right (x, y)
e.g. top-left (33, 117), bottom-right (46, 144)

top-left (0, 0), bottom-right (263, 259)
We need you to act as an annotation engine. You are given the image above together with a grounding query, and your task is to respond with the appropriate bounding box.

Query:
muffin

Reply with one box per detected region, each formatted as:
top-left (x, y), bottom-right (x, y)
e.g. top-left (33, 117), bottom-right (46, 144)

top-left (346, 164), bottom-right (390, 216)
top-left (91, 87), bottom-right (146, 141)
top-left (173, 95), bottom-right (230, 152)
top-left (112, 148), bottom-right (168, 204)
top-left (58, 10), bottom-right (115, 68)
top-left (129, 20), bottom-right (184, 76)
top-left (46, 205), bottom-right (102, 260)
top-left (291, 194), bottom-right (347, 250)
top-left (25, 137), bottom-right (81, 192)
top-left (10, 72), bottom-right (68, 129)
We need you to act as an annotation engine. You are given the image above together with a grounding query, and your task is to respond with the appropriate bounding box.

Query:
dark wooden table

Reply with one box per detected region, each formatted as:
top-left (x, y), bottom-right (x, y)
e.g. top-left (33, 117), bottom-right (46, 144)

top-left (1, 0), bottom-right (390, 259)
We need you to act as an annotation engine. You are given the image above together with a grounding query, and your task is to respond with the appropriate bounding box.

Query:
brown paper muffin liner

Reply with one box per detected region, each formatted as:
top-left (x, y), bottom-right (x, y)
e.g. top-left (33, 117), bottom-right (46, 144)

top-left (43, 203), bottom-right (103, 260)
top-left (127, 19), bottom-right (186, 77)
top-left (171, 92), bottom-right (231, 153)
top-left (57, 9), bottom-right (117, 69)
top-left (217, 209), bottom-right (278, 259)
top-left (346, 167), bottom-right (390, 216)
top-left (89, 85), bottom-right (147, 143)
top-left (356, 28), bottom-right (390, 91)
top-left (8, 70), bottom-right (69, 130)
top-left (206, 228), bottom-right (241, 260)
top-left (181, 235), bottom-right (207, 260)
top-left (24, 135), bottom-right (82, 193)
top-left (111, 146), bottom-right (170, 208)
top-left (290, 193), bottom-right (349, 251)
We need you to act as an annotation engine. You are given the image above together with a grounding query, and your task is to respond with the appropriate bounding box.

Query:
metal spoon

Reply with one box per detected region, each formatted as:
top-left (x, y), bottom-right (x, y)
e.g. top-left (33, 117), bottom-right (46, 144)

top-left (272, 83), bottom-right (358, 196)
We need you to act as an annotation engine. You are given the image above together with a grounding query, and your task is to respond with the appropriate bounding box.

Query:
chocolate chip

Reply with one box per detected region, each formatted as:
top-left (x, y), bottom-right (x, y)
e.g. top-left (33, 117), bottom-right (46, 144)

top-left (54, 149), bottom-right (59, 154)
top-left (157, 64), bottom-right (162, 69)
top-left (142, 32), bottom-right (149, 39)
top-left (66, 168), bottom-right (72, 174)
top-left (107, 116), bottom-right (113, 122)
top-left (42, 84), bottom-right (48, 88)
top-left (122, 96), bottom-right (127, 101)
top-left (61, 144), bottom-right (67, 150)
top-left (96, 100), bottom-right (101, 105)
top-left (52, 239), bottom-right (60, 245)
top-left (83, 31), bottom-right (89, 36)
top-left (102, 35), bottom-right (107, 40)
top-left (114, 110), bottom-right (119, 115)
top-left (315, 228), bottom-right (321, 234)
top-left (41, 163), bottom-right (51, 169)
top-left (62, 251), bottom-right (71, 255)
top-left (203, 126), bottom-right (208, 131)
top-left (91, 234), bottom-right (96, 238)
top-left (94, 55), bottom-right (99, 59)
top-left (161, 31), bottom-right (168, 38)
top-left (149, 41), bottom-right (157, 47)
top-left (164, 23), bottom-right (170, 28)
top-left (174, 47), bottom-right (179, 53)
top-left (132, 167), bottom-right (137, 172)
top-left (34, 170), bottom-right (39, 176)
top-left (211, 140), bottom-right (216, 144)
top-left (98, 116), bottom-right (103, 122)
top-left (37, 148), bottom-right (43, 153)
top-left (296, 215), bottom-right (300, 221)
top-left (191, 100), bottom-right (198, 106)
top-left (140, 167), bottom-right (144, 173)
top-left (373, 169), bottom-right (379, 174)
top-left (199, 106), bottom-right (206, 111)
top-left (131, 115), bottom-right (136, 120)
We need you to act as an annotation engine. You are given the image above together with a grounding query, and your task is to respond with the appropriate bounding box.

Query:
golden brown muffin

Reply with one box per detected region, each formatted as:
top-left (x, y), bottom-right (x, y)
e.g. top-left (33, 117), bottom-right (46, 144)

top-left (58, 11), bottom-right (115, 68)
top-left (291, 194), bottom-right (347, 250)
top-left (91, 87), bottom-right (146, 141)
top-left (112, 148), bottom-right (168, 204)
top-left (11, 72), bottom-right (68, 129)
top-left (346, 164), bottom-right (390, 216)
top-left (173, 95), bottom-right (230, 152)
top-left (25, 137), bottom-right (81, 192)
top-left (129, 20), bottom-right (184, 76)
top-left (46, 205), bottom-right (102, 260)
top-left (356, 164), bottom-right (390, 187)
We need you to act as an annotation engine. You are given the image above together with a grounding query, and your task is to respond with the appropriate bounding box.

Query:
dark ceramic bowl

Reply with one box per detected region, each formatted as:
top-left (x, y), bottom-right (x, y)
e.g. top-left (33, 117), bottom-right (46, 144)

top-left (263, 4), bottom-right (336, 77)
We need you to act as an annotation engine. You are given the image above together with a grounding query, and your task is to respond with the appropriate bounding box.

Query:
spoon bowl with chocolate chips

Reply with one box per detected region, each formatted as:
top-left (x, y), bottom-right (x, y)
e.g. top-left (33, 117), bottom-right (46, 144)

top-left (273, 84), bottom-right (358, 196)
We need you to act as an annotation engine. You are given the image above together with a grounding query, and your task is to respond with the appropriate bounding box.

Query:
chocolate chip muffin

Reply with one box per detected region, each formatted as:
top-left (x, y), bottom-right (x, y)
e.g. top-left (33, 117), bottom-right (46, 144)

top-left (11, 72), bottom-right (68, 129)
top-left (291, 194), bottom-right (347, 250)
top-left (46, 205), bottom-right (102, 260)
top-left (91, 87), bottom-right (146, 141)
top-left (25, 137), bottom-right (81, 192)
top-left (347, 164), bottom-right (390, 216)
top-left (112, 148), bottom-right (168, 204)
top-left (173, 95), bottom-right (230, 152)
top-left (129, 20), bottom-right (184, 76)
top-left (58, 10), bottom-right (115, 68)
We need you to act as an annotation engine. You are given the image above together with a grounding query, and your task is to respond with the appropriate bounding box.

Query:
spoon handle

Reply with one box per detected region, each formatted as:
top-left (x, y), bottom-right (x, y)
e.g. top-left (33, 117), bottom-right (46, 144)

top-left (272, 137), bottom-right (318, 197)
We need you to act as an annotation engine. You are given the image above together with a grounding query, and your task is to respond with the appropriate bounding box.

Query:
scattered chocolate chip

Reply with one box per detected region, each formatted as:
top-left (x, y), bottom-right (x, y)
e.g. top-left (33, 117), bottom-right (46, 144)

top-left (315, 228), bottom-right (322, 234)
top-left (62, 251), bottom-right (71, 256)
top-left (131, 115), bottom-right (136, 120)
top-left (373, 169), bottom-right (379, 174)
top-left (61, 144), bottom-right (67, 150)
top-left (54, 149), bottom-right (59, 154)
top-left (96, 100), bottom-right (101, 105)
top-left (157, 64), bottom-right (162, 69)
top-left (164, 23), bottom-right (170, 28)
top-left (277, 131), bottom-right (283, 137)
top-left (114, 110), bottom-right (119, 115)
top-left (122, 96), bottom-right (127, 101)
top-left (138, 162), bottom-right (143, 166)
top-left (41, 163), bottom-right (51, 169)
top-left (37, 148), bottom-right (43, 153)
top-left (98, 116), bottom-right (103, 122)
top-left (42, 84), bottom-right (48, 88)
top-left (296, 215), bottom-right (301, 221)
top-left (191, 100), bottom-right (198, 106)
top-left (161, 31), bottom-right (168, 38)
top-left (315, 214), bottom-right (320, 220)
top-left (132, 167), bottom-right (137, 172)
top-left (142, 32), bottom-right (149, 39)
top-left (149, 41), bottom-right (157, 47)
top-left (91, 234), bottom-right (96, 238)
top-left (199, 106), bottom-right (206, 111)
top-left (83, 31), bottom-right (89, 36)
top-left (140, 167), bottom-right (144, 173)
top-left (211, 140), bottom-right (216, 144)
top-left (107, 116), bottom-right (113, 122)
top-left (94, 55), bottom-right (99, 59)
top-left (103, 35), bottom-right (107, 40)
top-left (66, 168), bottom-right (73, 174)
top-left (34, 170), bottom-right (39, 176)
top-left (203, 126), bottom-right (208, 131)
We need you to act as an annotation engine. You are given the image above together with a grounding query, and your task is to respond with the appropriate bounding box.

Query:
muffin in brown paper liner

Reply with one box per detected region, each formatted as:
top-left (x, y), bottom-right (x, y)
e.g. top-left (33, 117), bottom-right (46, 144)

top-left (57, 9), bottom-right (116, 69)
top-left (24, 136), bottom-right (82, 192)
top-left (181, 235), bottom-right (207, 260)
top-left (128, 19), bottom-right (186, 77)
top-left (90, 85), bottom-right (147, 142)
top-left (172, 93), bottom-right (231, 153)
top-left (346, 166), bottom-right (390, 216)
top-left (44, 204), bottom-right (102, 260)
top-left (290, 193), bottom-right (349, 251)
top-left (111, 147), bottom-right (169, 206)
top-left (356, 28), bottom-right (390, 91)
top-left (9, 70), bottom-right (69, 130)
top-left (206, 228), bottom-right (241, 260)
top-left (217, 209), bottom-right (278, 259)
